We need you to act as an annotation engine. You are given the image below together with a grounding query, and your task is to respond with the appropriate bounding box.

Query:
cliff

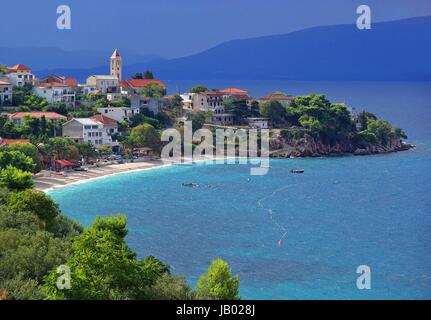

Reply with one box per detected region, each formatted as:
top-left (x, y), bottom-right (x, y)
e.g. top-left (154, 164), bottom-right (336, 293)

top-left (269, 129), bottom-right (414, 158)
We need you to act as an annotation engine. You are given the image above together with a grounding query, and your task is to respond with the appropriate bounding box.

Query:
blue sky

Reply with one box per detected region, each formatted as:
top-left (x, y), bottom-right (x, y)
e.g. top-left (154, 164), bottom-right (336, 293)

top-left (1, 0), bottom-right (430, 58)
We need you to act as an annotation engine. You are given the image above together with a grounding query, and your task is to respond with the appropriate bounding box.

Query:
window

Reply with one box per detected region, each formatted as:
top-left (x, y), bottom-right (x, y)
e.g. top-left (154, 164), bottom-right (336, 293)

top-left (84, 125), bottom-right (91, 130)
top-left (92, 125), bottom-right (98, 129)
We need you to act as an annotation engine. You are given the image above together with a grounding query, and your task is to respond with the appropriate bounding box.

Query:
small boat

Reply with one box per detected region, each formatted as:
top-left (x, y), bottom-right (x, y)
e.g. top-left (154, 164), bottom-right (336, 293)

top-left (182, 182), bottom-right (199, 188)
top-left (290, 169), bottom-right (305, 174)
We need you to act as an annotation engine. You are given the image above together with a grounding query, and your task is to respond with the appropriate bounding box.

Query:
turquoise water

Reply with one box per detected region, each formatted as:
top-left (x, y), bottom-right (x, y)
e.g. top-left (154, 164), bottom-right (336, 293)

top-left (49, 81), bottom-right (431, 299)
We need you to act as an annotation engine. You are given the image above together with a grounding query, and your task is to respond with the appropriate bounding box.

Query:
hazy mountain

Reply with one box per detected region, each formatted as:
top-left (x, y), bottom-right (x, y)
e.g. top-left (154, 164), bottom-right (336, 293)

top-left (134, 16), bottom-right (431, 81)
top-left (4, 16), bottom-right (430, 82)
top-left (0, 47), bottom-right (162, 74)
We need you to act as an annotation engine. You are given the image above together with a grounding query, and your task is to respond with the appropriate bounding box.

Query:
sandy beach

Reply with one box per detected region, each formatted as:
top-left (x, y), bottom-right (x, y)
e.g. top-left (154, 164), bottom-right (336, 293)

top-left (34, 160), bottom-right (166, 192)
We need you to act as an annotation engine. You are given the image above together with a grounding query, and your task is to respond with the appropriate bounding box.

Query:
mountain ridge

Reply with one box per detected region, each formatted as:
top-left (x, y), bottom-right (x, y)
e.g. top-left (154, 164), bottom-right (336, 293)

top-left (4, 16), bottom-right (429, 82)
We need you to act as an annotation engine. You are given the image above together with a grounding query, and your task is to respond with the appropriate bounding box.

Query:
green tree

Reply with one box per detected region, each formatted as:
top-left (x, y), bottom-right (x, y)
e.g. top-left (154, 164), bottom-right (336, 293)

top-left (8, 190), bottom-right (60, 230)
top-left (0, 151), bottom-right (36, 173)
top-left (43, 215), bottom-right (145, 300)
top-left (43, 103), bottom-right (68, 116)
top-left (195, 258), bottom-right (240, 300)
top-left (129, 124), bottom-right (161, 153)
top-left (189, 85), bottom-right (209, 93)
top-left (43, 137), bottom-right (80, 161)
top-left (187, 111), bottom-right (209, 131)
top-left (141, 84), bottom-right (166, 99)
top-left (0, 166), bottom-right (33, 191)
top-left (260, 100), bottom-right (286, 125)
top-left (110, 96), bottom-right (131, 108)
top-left (144, 70), bottom-right (154, 79)
top-left (77, 141), bottom-right (96, 160)
top-left (133, 72), bottom-right (144, 79)
top-left (4, 142), bottom-right (43, 172)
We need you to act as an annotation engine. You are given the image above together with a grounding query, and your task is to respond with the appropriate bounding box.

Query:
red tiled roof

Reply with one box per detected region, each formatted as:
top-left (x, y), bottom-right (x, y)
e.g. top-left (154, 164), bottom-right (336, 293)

top-left (91, 114), bottom-right (118, 126)
top-left (260, 92), bottom-right (295, 101)
top-left (38, 76), bottom-right (77, 88)
top-left (37, 82), bottom-right (69, 88)
top-left (54, 159), bottom-right (75, 166)
top-left (204, 91), bottom-right (224, 96)
top-left (64, 78), bottom-right (78, 86)
top-left (121, 79), bottom-right (166, 88)
top-left (7, 64), bottom-right (31, 72)
top-left (227, 94), bottom-right (253, 100)
top-left (218, 88), bottom-right (248, 94)
top-left (0, 80), bottom-right (11, 85)
top-left (0, 138), bottom-right (31, 147)
top-left (7, 112), bottom-right (67, 120)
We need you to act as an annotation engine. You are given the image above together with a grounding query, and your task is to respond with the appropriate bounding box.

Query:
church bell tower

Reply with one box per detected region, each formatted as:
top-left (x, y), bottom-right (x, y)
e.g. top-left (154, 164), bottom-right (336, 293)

top-left (110, 49), bottom-right (122, 81)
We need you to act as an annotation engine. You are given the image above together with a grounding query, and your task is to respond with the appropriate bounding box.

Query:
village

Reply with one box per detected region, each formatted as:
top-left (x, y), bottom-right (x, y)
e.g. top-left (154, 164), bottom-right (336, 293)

top-left (0, 49), bottom-right (300, 188)
top-left (0, 49), bottom-right (295, 164)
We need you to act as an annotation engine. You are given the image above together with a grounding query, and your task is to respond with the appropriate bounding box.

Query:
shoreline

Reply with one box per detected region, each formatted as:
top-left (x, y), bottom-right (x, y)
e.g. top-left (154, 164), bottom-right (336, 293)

top-left (37, 156), bottom-right (232, 193)
top-left (37, 145), bottom-right (415, 193)
top-left (36, 160), bottom-right (169, 193)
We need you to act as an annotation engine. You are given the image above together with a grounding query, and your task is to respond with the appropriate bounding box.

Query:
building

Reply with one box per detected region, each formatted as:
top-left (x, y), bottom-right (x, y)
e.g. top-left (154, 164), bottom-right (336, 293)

top-left (180, 93), bottom-right (194, 112)
top-left (39, 75), bottom-right (78, 87)
top-left (110, 49), bottom-right (122, 81)
top-left (86, 75), bottom-right (120, 94)
top-left (0, 138), bottom-right (31, 148)
top-left (6, 112), bottom-right (66, 126)
top-left (120, 79), bottom-right (166, 94)
top-left (190, 91), bottom-right (235, 125)
top-left (2, 64), bottom-right (35, 87)
top-left (34, 82), bottom-right (76, 106)
top-left (130, 95), bottom-right (162, 115)
top-left (211, 114), bottom-right (235, 126)
top-left (259, 92), bottom-right (295, 107)
top-left (90, 114), bottom-right (119, 142)
top-left (0, 80), bottom-right (13, 106)
top-left (217, 88), bottom-right (248, 95)
top-left (247, 117), bottom-right (269, 129)
top-left (192, 91), bottom-right (224, 113)
top-left (97, 106), bottom-right (141, 122)
top-left (62, 118), bottom-right (105, 146)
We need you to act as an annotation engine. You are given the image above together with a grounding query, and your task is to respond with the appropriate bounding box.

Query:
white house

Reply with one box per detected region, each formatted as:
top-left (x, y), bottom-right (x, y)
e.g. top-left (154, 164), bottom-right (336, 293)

top-left (2, 64), bottom-right (35, 87)
top-left (0, 80), bottom-right (13, 105)
top-left (248, 117), bottom-right (269, 129)
top-left (180, 93), bottom-right (194, 112)
top-left (62, 118), bottom-right (107, 146)
top-left (34, 83), bottom-right (76, 106)
top-left (86, 75), bottom-right (119, 94)
top-left (190, 91), bottom-right (235, 126)
top-left (130, 95), bottom-right (162, 115)
top-left (7, 112), bottom-right (67, 126)
top-left (90, 114), bottom-right (119, 143)
top-left (97, 106), bottom-right (141, 122)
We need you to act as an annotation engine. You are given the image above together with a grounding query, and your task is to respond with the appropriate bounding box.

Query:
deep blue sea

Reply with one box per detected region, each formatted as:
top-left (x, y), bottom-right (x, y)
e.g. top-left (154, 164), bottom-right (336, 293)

top-left (49, 81), bottom-right (431, 299)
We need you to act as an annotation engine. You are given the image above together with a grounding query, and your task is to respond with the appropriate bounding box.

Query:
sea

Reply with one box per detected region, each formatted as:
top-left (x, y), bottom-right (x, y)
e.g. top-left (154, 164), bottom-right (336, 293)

top-left (49, 81), bottom-right (431, 299)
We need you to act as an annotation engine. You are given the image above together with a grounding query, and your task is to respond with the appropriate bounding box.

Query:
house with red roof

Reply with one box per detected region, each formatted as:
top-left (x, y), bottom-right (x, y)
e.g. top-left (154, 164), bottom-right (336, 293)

top-left (2, 64), bottom-right (35, 87)
top-left (0, 80), bottom-right (13, 106)
top-left (0, 138), bottom-right (31, 148)
top-left (218, 88), bottom-right (248, 95)
top-left (259, 92), bottom-right (296, 107)
top-left (6, 112), bottom-right (67, 126)
top-left (90, 114), bottom-right (119, 139)
top-left (120, 79), bottom-right (166, 93)
top-left (34, 76), bottom-right (78, 106)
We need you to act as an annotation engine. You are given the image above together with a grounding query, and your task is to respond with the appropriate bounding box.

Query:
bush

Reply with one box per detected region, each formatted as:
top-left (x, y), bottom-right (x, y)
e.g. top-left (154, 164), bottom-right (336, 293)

top-left (0, 151), bottom-right (36, 173)
top-left (195, 258), bottom-right (240, 300)
top-left (8, 189), bottom-right (60, 229)
top-left (0, 166), bottom-right (33, 191)
top-left (4, 143), bottom-right (43, 173)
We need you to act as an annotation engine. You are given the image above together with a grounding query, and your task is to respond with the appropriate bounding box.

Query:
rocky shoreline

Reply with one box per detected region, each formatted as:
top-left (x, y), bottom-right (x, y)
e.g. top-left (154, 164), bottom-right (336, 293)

top-left (269, 133), bottom-right (414, 158)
